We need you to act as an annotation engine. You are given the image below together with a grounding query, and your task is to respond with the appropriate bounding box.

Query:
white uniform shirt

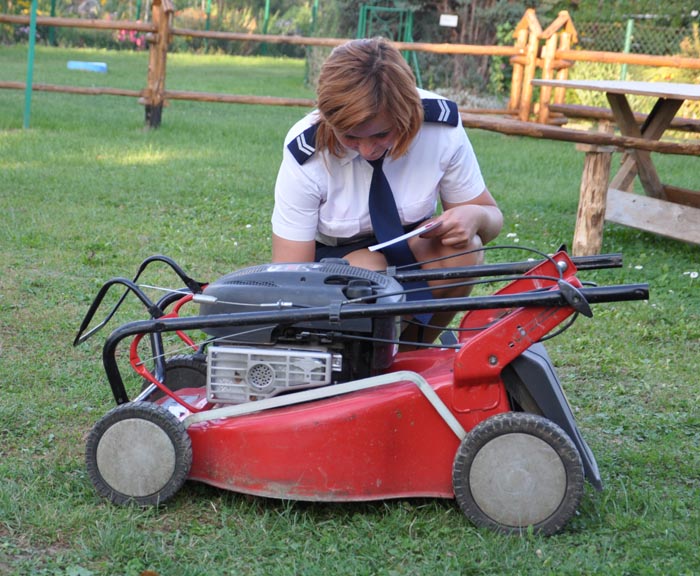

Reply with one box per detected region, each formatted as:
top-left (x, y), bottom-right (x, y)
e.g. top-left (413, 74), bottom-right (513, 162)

top-left (272, 90), bottom-right (487, 244)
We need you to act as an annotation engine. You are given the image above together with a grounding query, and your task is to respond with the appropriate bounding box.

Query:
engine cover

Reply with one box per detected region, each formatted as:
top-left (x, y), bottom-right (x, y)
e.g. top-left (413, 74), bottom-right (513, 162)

top-left (198, 261), bottom-right (405, 388)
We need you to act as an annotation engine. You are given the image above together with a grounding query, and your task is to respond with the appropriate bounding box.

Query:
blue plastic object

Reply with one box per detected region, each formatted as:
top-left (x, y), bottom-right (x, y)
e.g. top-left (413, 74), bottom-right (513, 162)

top-left (67, 61), bottom-right (108, 73)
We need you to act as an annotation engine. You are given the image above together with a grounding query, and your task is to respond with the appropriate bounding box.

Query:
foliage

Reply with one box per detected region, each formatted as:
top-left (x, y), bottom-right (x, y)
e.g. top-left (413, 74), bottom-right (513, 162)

top-left (170, 5), bottom-right (259, 55)
top-left (488, 21), bottom-right (514, 95)
top-left (550, 0), bottom-right (699, 27)
top-left (314, 0), bottom-right (536, 92)
top-left (1, 0), bottom-right (314, 56)
top-left (1, 45), bottom-right (699, 576)
top-left (169, 2), bottom-right (313, 56)
top-left (639, 23), bottom-right (700, 86)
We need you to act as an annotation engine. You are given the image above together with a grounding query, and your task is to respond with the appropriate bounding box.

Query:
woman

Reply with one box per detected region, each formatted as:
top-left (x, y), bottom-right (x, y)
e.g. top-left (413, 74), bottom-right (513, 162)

top-left (271, 37), bottom-right (503, 342)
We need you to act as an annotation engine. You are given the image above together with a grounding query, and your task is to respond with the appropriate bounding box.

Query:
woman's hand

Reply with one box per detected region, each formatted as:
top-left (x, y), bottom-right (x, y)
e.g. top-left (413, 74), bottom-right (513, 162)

top-left (421, 188), bottom-right (503, 250)
top-left (421, 205), bottom-right (488, 250)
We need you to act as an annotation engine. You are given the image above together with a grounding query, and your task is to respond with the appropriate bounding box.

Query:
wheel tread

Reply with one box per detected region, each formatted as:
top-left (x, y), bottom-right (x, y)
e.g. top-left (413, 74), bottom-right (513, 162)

top-left (452, 412), bottom-right (584, 535)
top-left (85, 402), bottom-right (192, 506)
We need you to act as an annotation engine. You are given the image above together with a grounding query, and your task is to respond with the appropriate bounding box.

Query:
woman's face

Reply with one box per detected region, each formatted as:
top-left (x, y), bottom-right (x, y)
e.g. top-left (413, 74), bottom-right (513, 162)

top-left (334, 111), bottom-right (397, 162)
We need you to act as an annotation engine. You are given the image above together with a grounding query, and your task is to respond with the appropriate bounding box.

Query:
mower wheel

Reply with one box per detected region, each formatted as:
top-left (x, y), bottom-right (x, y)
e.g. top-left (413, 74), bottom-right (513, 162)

top-left (452, 412), bottom-right (584, 536)
top-left (144, 354), bottom-right (207, 401)
top-left (85, 402), bottom-right (192, 506)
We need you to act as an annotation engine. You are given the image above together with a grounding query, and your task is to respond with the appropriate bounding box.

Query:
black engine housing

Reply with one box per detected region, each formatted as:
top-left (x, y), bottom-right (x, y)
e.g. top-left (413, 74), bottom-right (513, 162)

top-left (198, 261), bottom-right (405, 381)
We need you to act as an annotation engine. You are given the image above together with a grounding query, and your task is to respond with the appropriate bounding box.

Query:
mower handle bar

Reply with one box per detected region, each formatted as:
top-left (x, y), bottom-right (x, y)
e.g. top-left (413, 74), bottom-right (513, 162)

top-left (74, 252), bottom-right (622, 346)
top-left (100, 282), bottom-right (648, 404)
top-left (389, 252), bottom-right (623, 283)
top-left (73, 255), bottom-right (208, 346)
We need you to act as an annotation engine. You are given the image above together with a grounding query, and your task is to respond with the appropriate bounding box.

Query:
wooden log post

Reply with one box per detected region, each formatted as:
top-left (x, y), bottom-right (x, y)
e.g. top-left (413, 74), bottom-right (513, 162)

top-left (553, 29), bottom-right (573, 105)
top-left (143, 0), bottom-right (174, 128)
top-left (537, 11), bottom-right (577, 124)
top-left (537, 34), bottom-right (558, 124)
top-left (508, 21), bottom-right (530, 113)
top-left (572, 122), bottom-right (614, 256)
top-left (518, 12), bottom-right (542, 122)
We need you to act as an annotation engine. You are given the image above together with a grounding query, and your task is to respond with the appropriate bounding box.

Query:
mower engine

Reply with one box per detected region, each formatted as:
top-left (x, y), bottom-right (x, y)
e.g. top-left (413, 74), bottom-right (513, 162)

top-left (196, 261), bottom-right (405, 404)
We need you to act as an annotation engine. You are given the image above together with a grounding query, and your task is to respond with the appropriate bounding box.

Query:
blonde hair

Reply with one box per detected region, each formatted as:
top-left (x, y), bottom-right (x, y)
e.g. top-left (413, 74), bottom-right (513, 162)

top-left (315, 38), bottom-right (423, 159)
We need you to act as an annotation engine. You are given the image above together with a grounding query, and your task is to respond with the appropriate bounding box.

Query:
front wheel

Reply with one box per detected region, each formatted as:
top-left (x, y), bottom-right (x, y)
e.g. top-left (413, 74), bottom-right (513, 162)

top-left (452, 412), bottom-right (584, 535)
top-left (85, 402), bottom-right (192, 506)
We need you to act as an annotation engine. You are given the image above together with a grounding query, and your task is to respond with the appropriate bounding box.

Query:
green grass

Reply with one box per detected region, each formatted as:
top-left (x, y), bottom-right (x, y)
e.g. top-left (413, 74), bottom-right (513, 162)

top-left (1, 45), bottom-right (699, 575)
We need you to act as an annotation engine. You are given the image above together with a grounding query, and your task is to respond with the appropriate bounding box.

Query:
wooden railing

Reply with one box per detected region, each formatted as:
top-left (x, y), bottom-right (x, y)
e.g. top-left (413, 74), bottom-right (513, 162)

top-left (0, 1), bottom-right (522, 127)
top-left (2, 6), bottom-right (700, 134)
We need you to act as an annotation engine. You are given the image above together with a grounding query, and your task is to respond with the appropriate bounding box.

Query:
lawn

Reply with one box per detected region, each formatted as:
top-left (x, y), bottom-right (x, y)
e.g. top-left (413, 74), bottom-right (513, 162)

top-left (0, 45), bottom-right (698, 575)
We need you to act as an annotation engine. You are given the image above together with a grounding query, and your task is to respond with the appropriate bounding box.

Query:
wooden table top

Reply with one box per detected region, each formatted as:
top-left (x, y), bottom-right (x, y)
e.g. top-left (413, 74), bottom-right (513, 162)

top-left (531, 79), bottom-right (700, 101)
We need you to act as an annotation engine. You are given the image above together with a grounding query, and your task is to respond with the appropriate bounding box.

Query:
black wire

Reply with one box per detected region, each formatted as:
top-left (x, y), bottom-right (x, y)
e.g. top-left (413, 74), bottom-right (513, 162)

top-left (338, 244), bottom-right (569, 305)
top-left (345, 273), bottom-right (567, 306)
top-left (535, 279), bottom-right (597, 340)
top-left (391, 244), bottom-right (566, 281)
top-left (398, 273), bottom-right (567, 301)
top-left (539, 312), bottom-right (579, 341)
top-left (332, 244), bottom-right (579, 344)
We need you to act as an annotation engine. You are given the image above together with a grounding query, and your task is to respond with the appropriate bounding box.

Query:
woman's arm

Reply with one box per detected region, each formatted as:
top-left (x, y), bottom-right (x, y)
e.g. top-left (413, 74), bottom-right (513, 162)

top-left (272, 234), bottom-right (317, 263)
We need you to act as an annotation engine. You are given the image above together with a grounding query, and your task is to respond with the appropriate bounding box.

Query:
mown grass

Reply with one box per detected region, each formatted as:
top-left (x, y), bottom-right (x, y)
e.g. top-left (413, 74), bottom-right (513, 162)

top-left (1, 45), bottom-right (699, 575)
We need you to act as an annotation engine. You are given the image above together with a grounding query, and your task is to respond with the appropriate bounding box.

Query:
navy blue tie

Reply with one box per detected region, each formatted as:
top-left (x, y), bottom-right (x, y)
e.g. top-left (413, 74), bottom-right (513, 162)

top-left (368, 156), bottom-right (418, 268)
top-left (367, 157), bottom-right (432, 308)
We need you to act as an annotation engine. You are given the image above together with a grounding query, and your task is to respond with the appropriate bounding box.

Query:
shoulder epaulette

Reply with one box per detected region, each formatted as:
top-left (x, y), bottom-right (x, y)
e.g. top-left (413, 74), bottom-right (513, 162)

top-left (422, 98), bottom-right (460, 127)
top-left (287, 123), bottom-right (318, 165)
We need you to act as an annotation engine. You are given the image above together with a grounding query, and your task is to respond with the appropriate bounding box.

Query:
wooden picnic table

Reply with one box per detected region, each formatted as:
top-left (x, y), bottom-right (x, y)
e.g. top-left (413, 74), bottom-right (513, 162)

top-left (531, 79), bottom-right (700, 255)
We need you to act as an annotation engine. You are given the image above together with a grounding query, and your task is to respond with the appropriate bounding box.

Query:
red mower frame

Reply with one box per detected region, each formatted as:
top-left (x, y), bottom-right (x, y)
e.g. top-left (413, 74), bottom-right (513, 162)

top-left (75, 249), bottom-right (648, 535)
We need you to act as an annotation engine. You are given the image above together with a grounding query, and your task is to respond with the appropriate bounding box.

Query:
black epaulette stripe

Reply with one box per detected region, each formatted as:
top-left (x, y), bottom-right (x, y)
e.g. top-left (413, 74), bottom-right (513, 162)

top-left (422, 98), bottom-right (460, 127)
top-left (287, 123), bottom-right (319, 165)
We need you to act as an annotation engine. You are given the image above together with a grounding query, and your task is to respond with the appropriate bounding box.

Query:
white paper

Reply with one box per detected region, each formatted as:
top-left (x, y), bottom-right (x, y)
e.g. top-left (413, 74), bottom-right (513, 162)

top-left (368, 221), bottom-right (442, 252)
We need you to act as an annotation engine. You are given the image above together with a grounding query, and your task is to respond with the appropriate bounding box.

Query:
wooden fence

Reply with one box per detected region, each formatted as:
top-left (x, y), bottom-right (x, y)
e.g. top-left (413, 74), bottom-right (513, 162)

top-left (0, 0), bottom-right (523, 126)
top-left (2, 4), bottom-right (700, 142)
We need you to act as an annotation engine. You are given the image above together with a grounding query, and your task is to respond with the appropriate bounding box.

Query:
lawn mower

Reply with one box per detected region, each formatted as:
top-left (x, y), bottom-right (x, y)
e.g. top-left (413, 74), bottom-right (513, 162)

top-left (74, 247), bottom-right (648, 535)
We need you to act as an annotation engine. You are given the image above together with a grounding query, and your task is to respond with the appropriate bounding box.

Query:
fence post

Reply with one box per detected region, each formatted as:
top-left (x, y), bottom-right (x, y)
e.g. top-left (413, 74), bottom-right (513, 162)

top-left (537, 11), bottom-right (577, 124)
top-left (143, 0), bottom-right (173, 128)
top-left (518, 33), bottom-right (539, 120)
top-left (23, 0), bottom-right (38, 129)
top-left (508, 17), bottom-right (530, 113)
top-left (553, 28), bottom-right (573, 105)
top-left (537, 34), bottom-right (558, 123)
top-left (620, 18), bottom-right (634, 80)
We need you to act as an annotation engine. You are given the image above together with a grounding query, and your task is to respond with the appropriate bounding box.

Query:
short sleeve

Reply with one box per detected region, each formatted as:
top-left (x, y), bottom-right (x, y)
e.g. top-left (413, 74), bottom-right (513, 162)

top-left (438, 127), bottom-right (486, 205)
top-left (271, 146), bottom-right (324, 242)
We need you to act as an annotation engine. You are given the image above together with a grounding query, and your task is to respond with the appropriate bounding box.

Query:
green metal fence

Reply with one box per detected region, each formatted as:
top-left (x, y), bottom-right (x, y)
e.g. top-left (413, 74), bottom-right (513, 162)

top-left (577, 20), bottom-right (695, 55)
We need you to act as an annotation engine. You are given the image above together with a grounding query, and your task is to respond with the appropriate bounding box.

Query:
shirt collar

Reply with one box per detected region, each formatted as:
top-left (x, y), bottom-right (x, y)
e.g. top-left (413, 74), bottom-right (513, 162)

top-left (337, 148), bottom-right (397, 167)
top-left (337, 147), bottom-right (360, 166)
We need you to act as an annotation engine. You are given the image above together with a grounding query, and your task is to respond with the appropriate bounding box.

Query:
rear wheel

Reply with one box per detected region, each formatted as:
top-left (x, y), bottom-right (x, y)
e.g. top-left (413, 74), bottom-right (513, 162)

top-left (86, 402), bottom-right (192, 506)
top-left (143, 353), bottom-right (207, 401)
top-left (452, 412), bottom-right (584, 535)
